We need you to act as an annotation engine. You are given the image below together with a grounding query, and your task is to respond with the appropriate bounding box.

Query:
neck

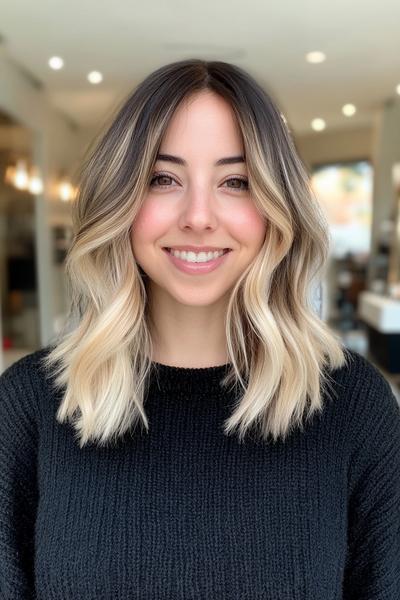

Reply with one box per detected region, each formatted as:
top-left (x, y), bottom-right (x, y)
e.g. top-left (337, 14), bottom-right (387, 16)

top-left (147, 287), bottom-right (229, 369)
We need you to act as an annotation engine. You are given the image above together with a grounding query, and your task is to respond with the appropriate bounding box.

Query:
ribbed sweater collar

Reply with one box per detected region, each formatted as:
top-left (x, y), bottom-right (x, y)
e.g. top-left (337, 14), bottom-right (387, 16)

top-left (148, 360), bottom-right (233, 395)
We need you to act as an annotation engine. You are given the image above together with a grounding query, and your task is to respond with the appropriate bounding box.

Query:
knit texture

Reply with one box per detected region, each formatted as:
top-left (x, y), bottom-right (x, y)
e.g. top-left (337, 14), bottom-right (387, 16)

top-left (0, 345), bottom-right (399, 599)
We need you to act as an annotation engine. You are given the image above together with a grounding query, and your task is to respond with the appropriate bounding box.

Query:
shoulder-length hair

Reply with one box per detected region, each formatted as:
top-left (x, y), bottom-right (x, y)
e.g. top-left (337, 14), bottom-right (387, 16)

top-left (42, 58), bottom-right (348, 448)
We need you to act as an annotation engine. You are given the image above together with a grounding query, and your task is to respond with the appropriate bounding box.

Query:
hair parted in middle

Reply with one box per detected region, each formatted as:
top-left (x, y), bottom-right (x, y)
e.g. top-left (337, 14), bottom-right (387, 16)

top-left (41, 58), bottom-right (349, 448)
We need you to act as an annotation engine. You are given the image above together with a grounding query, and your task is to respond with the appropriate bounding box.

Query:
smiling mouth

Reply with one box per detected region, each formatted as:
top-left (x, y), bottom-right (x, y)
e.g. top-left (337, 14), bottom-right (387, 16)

top-left (162, 247), bottom-right (232, 266)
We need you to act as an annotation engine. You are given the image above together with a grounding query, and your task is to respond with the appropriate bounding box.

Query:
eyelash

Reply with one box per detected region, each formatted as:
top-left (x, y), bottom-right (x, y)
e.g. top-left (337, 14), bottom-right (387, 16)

top-left (149, 171), bottom-right (249, 192)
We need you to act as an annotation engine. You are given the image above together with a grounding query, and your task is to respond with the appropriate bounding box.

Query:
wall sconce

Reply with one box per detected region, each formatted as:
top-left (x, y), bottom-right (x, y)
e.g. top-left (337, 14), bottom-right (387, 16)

top-left (58, 179), bottom-right (77, 202)
top-left (4, 164), bottom-right (16, 186)
top-left (13, 159), bottom-right (29, 190)
top-left (4, 159), bottom-right (44, 195)
top-left (4, 159), bottom-right (79, 201)
top-left (28, 167), bottom-right (44, 195)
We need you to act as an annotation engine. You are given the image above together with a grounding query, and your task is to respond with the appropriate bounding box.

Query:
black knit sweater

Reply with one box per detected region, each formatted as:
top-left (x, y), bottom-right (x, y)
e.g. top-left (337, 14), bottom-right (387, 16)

top-left (0, 345), bottom-right (399, 599)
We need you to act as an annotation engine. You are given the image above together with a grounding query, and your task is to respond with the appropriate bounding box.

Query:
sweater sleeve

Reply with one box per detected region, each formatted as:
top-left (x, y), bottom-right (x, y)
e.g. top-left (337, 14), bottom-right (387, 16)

top-left (343, 357), bottom-right (400, 600)
top-left (0, 355), bottom-right (40, 599)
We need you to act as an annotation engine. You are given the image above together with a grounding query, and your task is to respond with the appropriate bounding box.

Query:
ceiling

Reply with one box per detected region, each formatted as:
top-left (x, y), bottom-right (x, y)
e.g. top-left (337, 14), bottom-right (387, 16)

top-left (1, 0), bottom-right (399, 135)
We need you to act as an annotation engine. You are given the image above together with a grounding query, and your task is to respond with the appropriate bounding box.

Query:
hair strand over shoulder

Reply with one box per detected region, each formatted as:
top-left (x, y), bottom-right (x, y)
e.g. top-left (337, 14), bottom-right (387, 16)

top-left (41, 58), bottom-right (348, 449)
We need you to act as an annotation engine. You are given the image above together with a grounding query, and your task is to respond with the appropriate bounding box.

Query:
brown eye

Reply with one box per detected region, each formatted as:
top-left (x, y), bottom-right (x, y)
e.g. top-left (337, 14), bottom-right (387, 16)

top-left (149, 173), bottom-right (176, 188)
top-left (223, 177), bottom-right (249, 191)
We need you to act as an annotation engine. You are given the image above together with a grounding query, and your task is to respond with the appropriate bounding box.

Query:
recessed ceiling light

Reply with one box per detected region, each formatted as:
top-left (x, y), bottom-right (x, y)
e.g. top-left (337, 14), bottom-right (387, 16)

top-left (48, 56), bottom-right (64, 70)
top-left (87, 70), bottom-right (103, 84)
top-left (306, 51), bottom-right (326, 64)
top-left (342, 103), bottom-right (357, 116)
top-left (311, 118), bottom-right (326, 131)
top-left (396, 84), bottom-right (400, 95)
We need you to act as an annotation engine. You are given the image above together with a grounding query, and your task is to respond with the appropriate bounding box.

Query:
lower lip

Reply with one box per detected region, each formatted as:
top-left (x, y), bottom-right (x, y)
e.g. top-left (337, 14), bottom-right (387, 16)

top-left (163, 248), bottom-right (232, 274)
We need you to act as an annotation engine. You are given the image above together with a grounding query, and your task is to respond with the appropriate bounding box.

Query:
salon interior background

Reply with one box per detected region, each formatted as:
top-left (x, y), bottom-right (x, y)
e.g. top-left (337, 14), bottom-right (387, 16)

top-left (1, 0), bottom-right (400, 398)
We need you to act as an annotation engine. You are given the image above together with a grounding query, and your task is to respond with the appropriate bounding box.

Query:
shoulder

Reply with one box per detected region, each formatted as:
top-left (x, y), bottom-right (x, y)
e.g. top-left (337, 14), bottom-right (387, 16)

top-left (0, 344), bottom-right (54, 391)
top-left (0, 344), bottom-right (55, 426)
top-left (327, 347), bottom-right (398, 409)
top-left (327, 347), bottom-right (400, 458)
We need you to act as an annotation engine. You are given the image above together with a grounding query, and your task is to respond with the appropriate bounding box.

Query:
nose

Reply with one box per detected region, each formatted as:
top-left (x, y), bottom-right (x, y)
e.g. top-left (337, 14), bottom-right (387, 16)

top-left (178, 185), bottom-right (219, 231)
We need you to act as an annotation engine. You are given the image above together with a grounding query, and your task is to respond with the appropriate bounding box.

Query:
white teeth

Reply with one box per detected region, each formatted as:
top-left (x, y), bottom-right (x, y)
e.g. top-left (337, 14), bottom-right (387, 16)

top-left (169, 249), bottom-right (226, 263)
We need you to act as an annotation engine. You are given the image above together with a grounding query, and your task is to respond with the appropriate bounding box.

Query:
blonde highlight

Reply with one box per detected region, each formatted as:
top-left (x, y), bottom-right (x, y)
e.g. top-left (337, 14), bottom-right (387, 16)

top-left (41, 58), bottom-right (348, 448)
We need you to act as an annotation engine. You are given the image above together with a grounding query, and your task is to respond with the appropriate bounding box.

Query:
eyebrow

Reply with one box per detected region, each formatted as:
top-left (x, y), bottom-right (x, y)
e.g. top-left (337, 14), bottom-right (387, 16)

top-left (156, 153), bottom-right (246, 167)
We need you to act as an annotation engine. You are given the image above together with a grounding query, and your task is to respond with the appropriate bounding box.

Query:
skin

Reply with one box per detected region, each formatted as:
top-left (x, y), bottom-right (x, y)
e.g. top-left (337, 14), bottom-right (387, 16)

top-left (131, 90), bottom-right (266, 368)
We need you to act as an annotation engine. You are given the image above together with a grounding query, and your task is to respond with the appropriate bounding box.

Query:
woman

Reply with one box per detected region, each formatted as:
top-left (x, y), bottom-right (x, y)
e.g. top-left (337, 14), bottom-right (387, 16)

top-left (1, 59), bottom-right (399, 599)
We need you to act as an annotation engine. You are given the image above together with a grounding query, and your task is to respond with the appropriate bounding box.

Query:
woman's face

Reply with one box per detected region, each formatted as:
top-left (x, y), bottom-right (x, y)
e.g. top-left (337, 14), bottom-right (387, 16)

top-left (131, 90), bottom-right (266, 307)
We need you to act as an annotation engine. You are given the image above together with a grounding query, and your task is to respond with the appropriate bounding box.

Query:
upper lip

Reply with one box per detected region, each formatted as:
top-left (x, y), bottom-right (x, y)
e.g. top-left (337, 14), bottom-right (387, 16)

top-left (164, 246), bottom-right (231, 252)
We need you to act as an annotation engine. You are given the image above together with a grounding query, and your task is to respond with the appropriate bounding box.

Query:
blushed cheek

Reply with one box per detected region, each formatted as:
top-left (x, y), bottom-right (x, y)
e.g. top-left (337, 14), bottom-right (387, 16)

top-left (131, 202), bottom-right (167, 246)
top-left (131, 199), bottom-right (266, 250)
top-left (229, 206), bottom-right (266, 247)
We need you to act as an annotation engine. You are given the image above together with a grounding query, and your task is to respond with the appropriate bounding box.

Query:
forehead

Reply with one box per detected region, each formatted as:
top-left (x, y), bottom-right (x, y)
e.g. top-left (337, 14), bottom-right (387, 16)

top-left (160, 91), bottom-right (244, 152)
